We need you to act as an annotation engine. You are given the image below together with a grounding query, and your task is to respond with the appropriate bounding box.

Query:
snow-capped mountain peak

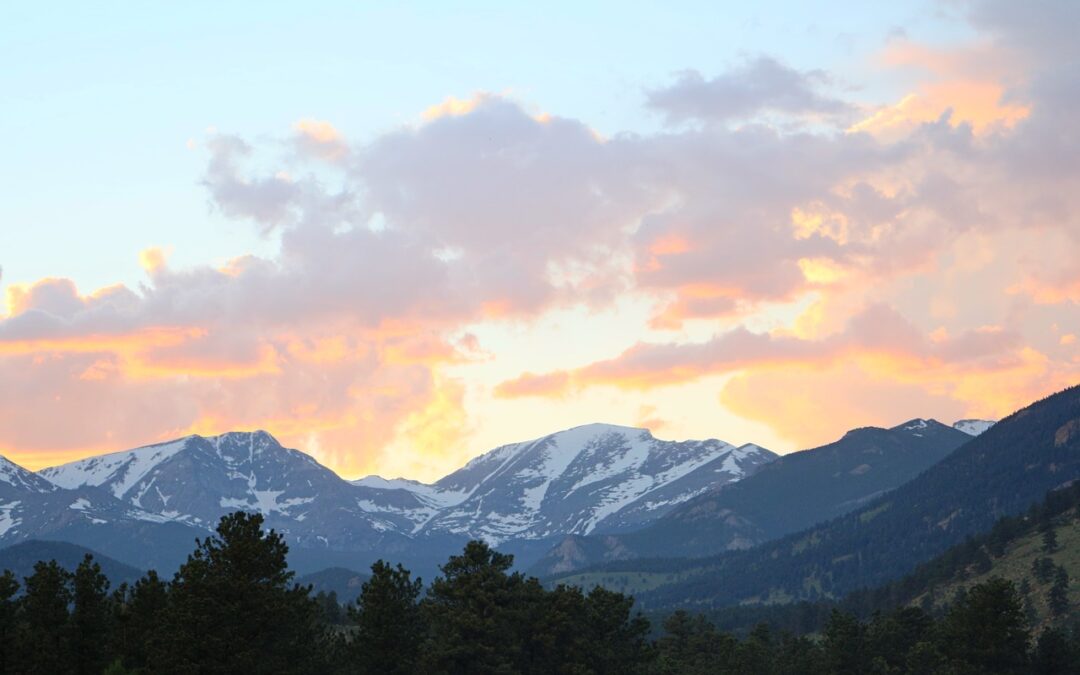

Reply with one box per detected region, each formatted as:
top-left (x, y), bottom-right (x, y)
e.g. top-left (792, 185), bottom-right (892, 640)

top-left (0, 455), bottom-right (56, 494)
top-left (953, 419), bottom-right (995, 436)
top-left (397, 424), bottom-right (777, 544)
top-left (33, 424), bottom-right (778, 556)
top-left (40, 437), bottom-right (190, 498)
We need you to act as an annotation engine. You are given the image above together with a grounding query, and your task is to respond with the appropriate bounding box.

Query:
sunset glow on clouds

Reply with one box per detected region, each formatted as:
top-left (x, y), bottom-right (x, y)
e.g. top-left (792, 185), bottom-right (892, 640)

top-left (1, 1), bottom-right (1078, 480)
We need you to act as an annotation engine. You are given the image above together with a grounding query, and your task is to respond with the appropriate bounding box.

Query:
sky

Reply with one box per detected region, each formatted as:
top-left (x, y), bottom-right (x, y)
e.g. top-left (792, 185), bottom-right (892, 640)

top-left (1, 0), bottom-right (1078, 481)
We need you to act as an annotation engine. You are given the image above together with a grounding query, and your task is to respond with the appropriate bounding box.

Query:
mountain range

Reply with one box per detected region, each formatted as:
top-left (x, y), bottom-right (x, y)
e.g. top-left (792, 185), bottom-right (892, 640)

top-left (531, 418), bottom-right (973, 575)
top-left (545, 385), bottom-right (1080, 612)
top-left (3, 423), bottom-right (780, 575)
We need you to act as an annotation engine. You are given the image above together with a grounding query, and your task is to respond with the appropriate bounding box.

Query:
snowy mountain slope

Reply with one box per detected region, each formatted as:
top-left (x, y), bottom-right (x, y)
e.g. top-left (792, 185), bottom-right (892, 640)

top-left (530, 418), bottom-right (974, 576)
top-left (357, 423), bottom-right (777, 545)
top-left (40, 431), bottom-right (431, 552)
top-left (953, 419), bottom-right (995, 436)
top-left (40, 425), bottom-right (775, 554)
top-left (0, 452), bottom-right (197, 565)
top-left (1, 455), bottom-right (57, 495)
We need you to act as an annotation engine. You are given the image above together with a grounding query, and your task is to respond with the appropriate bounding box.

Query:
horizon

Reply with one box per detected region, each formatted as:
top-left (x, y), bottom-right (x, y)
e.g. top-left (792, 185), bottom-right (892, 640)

top-left (18, 411), bottom-right (994, 482)
top-left (2, 1), bottom-right (1078, 482)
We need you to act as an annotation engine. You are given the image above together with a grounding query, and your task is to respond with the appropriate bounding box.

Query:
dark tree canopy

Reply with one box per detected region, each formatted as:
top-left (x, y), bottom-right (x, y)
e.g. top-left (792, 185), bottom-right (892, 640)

top-left (0, 512), bottom-right (1076, 674)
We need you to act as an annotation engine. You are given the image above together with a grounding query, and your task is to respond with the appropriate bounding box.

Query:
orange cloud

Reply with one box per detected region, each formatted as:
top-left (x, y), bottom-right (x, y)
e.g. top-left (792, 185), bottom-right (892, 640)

top-left (0, 328), bottom-right (203, 357)
top-left (422, 94), bottom-right (488, 121)
top-left (633, 404), bottom-right (670, 433)
top-left (494, 370), bottom-right (571, 399)
top-left (293, 118), bottom-right (348, 161)
top-left (851, 40), bottom-right (1030, 138)
top-left (718, 366), bottom-right (967, 449)
top-left (496, 306), bottom-right (1033, 399)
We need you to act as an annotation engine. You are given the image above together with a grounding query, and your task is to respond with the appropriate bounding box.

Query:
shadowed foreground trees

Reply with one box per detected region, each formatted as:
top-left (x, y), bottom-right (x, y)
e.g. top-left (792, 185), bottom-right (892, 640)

top-left (0, 511), bottom-right (1078, 674)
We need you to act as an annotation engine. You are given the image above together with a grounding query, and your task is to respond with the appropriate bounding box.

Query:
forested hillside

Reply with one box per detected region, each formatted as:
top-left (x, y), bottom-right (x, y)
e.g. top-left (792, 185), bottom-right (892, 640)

top-left (0, 540), bottom-right (144, 589)
top-left (552, 385), bottom-right (1080, 610)
top-left (2, 510), bottom-right (1078, 674)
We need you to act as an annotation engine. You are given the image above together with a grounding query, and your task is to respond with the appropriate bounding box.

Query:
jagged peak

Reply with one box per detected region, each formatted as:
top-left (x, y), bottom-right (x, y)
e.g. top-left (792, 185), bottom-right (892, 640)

top-left (737, 442), bottom-right (775, 457)
top-left (205, 429), bottom-right (279, 443)
top-left (0, 454), bottom-right (56, 493)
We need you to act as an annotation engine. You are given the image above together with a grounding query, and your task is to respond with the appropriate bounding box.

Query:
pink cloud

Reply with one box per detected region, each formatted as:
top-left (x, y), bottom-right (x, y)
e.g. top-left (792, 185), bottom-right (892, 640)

top-left (4, 1), bottom-right (1080, 475)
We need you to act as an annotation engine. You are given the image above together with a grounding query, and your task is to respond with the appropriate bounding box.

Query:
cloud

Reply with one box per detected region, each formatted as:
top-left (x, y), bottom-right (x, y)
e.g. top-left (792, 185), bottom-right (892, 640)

top-left (718, 366), bottom-right (970, 448)
top-left (494, 370), bottom-right (570, 399)
top-left (647, 56), bottom-right (855, 126)
top-left (292, 118), bottom-right (349, 162)
top-left (4, 1), bottom-right (1080, 474)
top-left (496, 304), bottom-right (1030, 398)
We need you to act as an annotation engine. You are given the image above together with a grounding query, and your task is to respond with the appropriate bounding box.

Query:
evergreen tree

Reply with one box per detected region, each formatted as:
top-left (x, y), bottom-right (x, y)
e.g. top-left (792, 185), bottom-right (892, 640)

top-left (580, 585), bottom-right (653, 673)
top-left (69, 554), bottom-right (114, 674)
top-left (864, 606), bottom-right (933, 672)
top-left (0, 570), bottom-right (19, 674)
top-left (1034, 557), bottom-right (1056, 583)
top-left (529, 584), bottom-right (592, 672)
top-left (1042, 525), bottom-right (1059, 553)
top-left (1031, 628), bottom-right (1080, 675)
top-left (821, 609), bottom-right (866, 674)
top-left (420, 540), bottom-right (545, 674)
top-left (655, 610), bottom-right (736, 674)
top-left (1048, 566), bottom-right (1070, 617)
top-left (151, 512), bottom-right (324, 674)
top-left (313, 590), bottom-right (344, 625)
top-left (773, 632), bottom-right (826, 675)
top-left (939, 577), bottom-right (1030, 673)
top-left (114, 570), bottom-right (169, 671)
top-left (348, 560), bottom-right (424, 674)
top-left (17, 560), bottom-right (74, 674)
top-left (733, 623), bottom-right (774, 674)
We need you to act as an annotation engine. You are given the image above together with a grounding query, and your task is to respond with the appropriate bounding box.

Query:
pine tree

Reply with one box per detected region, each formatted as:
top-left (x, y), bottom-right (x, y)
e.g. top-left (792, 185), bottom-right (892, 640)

top-left (864, 606), bottom-right (933, 671)
top-left (1048, 566), bottom-right (1070, 617)
top-left (348, 560), bottom-right (424, 674)
top-left (0, 570), bottom-right (19, 674)
top-left (150, 512), bottom-right (324, 674)
top-left (580, 585), bottom-right (653, 673)
top-left (655, 610), bottom-right (736, 674)
top-left (1042, 526), bottom-right (1059, 553)
top-left (733, 623), bottom-right (774, 674)
top-left (1031, 628), bottom-right (1080, 675)
top-left (113, 570), bottom-right (169, 671)
top-left (939, 577), bottom-right (1030, 673)
top-left (17, 560), bottom-right (74, 674)
top-left (822, 609), bottom-right (866, 674)
top-left (420, 540), bottom-right (543, 674)
top-left (1033, 557), bottom-right (1056, 584)
top-left (71, 554), bottom-right (113, 675)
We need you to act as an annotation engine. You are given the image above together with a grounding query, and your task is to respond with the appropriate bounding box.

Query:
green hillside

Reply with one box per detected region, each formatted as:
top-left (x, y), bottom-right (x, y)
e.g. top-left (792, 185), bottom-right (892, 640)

top-left (916, 510), bottom-right (1080, 628)
top-left (849, 481), bottom-right (1080, 631)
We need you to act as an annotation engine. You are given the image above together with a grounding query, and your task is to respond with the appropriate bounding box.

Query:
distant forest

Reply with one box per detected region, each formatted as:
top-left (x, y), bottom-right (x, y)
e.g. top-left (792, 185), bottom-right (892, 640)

top-left (0, 510), bottom-right (1078, 674)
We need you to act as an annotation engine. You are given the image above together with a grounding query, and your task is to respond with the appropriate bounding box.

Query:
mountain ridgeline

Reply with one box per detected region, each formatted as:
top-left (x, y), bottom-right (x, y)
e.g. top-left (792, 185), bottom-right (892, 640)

top-left (3, 424), bottom-right (777, 575)
top-left (531, 418), bottom-right (971, 576)
top-left (550, 385), bottom-right (1080, 612)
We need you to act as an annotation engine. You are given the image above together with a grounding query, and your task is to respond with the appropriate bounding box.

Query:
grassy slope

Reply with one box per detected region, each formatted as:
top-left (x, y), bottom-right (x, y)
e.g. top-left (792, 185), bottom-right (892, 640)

top-left (913, 511), bottom-right (1080, 628)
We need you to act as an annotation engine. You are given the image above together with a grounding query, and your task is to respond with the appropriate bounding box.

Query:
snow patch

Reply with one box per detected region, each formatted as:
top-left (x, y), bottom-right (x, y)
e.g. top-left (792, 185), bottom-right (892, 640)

top-left (0, 501), bottom-right (21, 537)
top-left (954, 419), bottom-right (995, 436)
top-left (40, 438), bottom-right (188, 497)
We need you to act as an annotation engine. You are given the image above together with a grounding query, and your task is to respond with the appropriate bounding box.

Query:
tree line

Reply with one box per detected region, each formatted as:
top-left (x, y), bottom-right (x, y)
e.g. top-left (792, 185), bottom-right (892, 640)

top-left (0, 511), bottom-right (1077, 674)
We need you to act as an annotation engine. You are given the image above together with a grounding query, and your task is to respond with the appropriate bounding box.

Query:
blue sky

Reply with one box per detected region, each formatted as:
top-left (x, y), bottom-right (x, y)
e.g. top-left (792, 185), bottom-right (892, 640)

top-left (2, 0), bottom-right (961, 292)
